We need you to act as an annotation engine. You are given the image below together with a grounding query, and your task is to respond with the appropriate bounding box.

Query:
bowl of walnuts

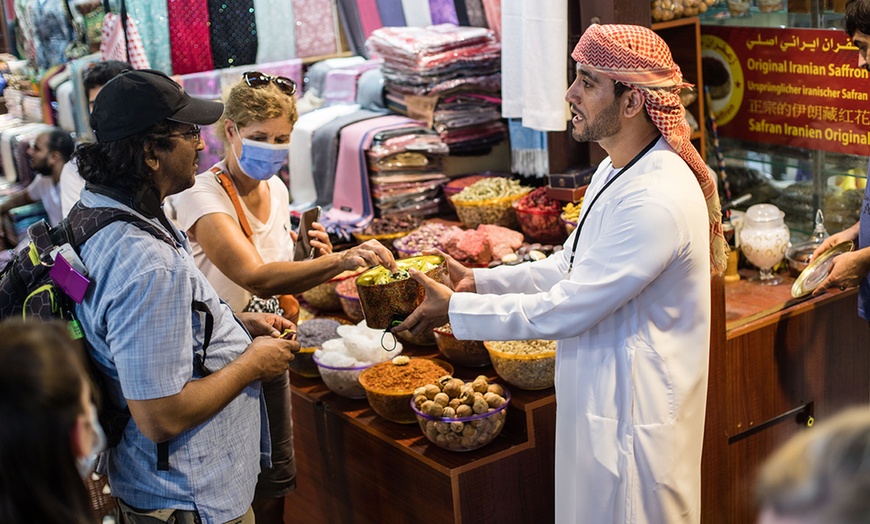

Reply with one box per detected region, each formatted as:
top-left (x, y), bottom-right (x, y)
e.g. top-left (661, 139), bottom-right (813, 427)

top-left (410, 375), bottom-right (510, 452)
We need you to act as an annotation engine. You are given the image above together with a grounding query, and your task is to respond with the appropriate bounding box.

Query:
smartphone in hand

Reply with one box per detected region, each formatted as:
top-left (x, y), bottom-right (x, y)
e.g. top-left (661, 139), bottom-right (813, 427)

top-left (293, 206), bottom-right (322, 261)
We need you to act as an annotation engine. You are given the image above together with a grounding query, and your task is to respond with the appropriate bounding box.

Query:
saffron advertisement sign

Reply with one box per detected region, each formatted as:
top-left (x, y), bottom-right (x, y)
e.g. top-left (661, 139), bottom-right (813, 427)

top-left (702, 26), bottom-right (870, 155)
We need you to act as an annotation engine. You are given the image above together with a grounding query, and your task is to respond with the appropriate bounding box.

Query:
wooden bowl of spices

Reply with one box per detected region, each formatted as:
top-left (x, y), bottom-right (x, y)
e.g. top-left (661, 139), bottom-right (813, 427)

top-left (358, 356), bottom-right (454, 424)
top-left (355, 255), bottom-right (450, 329)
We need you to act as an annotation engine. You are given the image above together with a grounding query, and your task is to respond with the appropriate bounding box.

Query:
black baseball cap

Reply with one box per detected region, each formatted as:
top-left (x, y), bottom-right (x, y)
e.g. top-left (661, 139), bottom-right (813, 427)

top-left (90, 69), bottom-right (224, 143)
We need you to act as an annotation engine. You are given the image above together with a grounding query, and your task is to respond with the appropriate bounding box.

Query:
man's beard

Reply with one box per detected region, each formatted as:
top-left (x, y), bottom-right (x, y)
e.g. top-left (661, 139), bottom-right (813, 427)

top-left (572, 98), bottom-right (622, 143)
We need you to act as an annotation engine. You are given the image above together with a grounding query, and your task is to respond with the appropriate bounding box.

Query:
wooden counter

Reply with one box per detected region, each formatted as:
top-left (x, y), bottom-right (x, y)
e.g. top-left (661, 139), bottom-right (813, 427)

top-left (284, 344), bottom-right (556, 523)
top-left (702, 271), bottom-right (870, 524)
top-left (283, 270), bottom-right (869, 523)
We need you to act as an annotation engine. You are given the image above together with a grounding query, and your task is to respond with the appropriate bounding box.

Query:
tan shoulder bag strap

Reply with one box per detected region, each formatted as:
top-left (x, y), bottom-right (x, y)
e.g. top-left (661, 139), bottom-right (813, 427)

top-left (211, 167), bottom-right (254, 240)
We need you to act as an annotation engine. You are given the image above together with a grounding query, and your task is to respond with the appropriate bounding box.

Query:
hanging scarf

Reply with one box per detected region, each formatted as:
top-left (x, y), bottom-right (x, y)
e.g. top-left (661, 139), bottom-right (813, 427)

top-left (572, 24), bottom-right (727, 275)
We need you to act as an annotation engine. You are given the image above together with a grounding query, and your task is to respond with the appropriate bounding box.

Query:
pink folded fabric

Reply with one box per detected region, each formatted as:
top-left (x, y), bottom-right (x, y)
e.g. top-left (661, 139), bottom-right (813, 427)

top-left (168, 0), bottom-right (214, 75)
top-left (325, 116), bottom-right (419, 227)
top-left (356, 0), bottom-right (383, 39)
top-left (293, 0), bottom-right (340, 58)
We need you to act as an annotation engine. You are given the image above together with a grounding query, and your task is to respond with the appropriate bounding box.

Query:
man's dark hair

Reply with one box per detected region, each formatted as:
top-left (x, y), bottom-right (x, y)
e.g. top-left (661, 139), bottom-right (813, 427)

top-left (83, 60), bottom-right (133, 92)
top-left (44, 129), bottom-right (75, 163)
top-left (72, 120), bottom-right (178, 195)
top-left (614, 81), bottom-right (630, 97)
top-left (844, 0), bottom-right (870, 37)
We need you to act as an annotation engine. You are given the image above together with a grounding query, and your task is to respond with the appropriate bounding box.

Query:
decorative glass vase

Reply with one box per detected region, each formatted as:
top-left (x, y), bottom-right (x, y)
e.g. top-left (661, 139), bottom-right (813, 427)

top-left (739, 204), bottom-right (790, 285)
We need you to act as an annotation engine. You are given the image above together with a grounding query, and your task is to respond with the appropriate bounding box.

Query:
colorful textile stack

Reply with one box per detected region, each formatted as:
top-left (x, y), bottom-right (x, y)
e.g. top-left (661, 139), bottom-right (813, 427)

top-left (368, 24), bottom-right (505, 156)
top-left (366, 126), bottom-right (449, 218)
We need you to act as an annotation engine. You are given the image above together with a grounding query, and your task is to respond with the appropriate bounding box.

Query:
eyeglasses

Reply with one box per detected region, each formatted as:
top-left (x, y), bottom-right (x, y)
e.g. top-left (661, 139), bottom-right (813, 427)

top-left (166, 125), bottom-right (202, 142)
top-left (242, 71), bottom-right (297, 97)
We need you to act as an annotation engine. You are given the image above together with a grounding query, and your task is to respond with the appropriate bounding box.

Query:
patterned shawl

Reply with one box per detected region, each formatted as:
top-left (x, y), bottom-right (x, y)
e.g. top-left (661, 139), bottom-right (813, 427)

top-left (572, 24), bottom-right (727, 275)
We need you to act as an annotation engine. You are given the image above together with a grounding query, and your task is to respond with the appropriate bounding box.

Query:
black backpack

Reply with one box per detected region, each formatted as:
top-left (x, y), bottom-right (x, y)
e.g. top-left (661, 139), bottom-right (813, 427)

top-left (0, 203), bottom-right (176, 453)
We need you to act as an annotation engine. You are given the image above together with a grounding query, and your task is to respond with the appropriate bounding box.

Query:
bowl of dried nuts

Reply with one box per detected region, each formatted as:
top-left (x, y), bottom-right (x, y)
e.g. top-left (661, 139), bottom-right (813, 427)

top-left (410, 375), bottom-right (510, 452)
top-left (484, 339), bottom-right (556, 390)
top-left (358, 356), bottom-right (454, 424)
top-left (433, 323), bottom-right (490, 368)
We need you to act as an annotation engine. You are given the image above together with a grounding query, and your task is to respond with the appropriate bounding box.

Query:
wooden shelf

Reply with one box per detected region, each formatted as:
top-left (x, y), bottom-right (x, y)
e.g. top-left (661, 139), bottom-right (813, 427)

top-left (653, 16), bottom-right (707, 160)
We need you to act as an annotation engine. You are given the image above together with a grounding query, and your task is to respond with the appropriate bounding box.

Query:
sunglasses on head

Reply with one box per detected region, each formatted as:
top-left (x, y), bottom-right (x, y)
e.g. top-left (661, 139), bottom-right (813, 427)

top-left (242, 71), bottom-right (297, 97)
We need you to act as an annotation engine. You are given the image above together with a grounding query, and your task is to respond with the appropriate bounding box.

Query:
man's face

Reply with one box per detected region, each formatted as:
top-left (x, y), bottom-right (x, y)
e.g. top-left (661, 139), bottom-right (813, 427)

top-left (27, 134), bottom-right (53, 176)
top-left (152, 123), bottom-right (204, 197)
top-left (852, 30), bottom-right (870, 71)
top-left (87, 85), bottom-right (103, 114)
top-left (565, 65), bottom-right (624, 143)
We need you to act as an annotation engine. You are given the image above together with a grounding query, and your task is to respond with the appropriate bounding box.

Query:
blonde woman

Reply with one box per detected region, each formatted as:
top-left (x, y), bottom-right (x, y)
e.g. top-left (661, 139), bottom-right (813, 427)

top-left (173, 72), bottom-right (394, 522)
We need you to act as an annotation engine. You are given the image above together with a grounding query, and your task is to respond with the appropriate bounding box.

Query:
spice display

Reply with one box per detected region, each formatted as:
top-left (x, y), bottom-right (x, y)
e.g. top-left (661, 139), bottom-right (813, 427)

top-left (300, 270), bottom-right (363, 312)
top-left (301, 281), bottom-right (342, 311)
top-left (485, 340), bottom-right (557, 390)
top-left (358, 215), bottom-right (423, 236)
top-left (335, 277), bottom-right (364, 323)
top-left (443, 174), bottom-right (497, 208)
top-left (297, 318), bottom-right (343, 348)
top-left (513, 187), bottom-right (568, 244)
top-left (353, 215), bottom-right (424, 254)
top-left (392, 222), bottom-right (452, 257)
top-left (486, 242), bottom-right (562, 268)
top-left (290, 318), bottom-right (345, 378)
top-left (356, 255), bottom-right (450, 329)
top-left (411, 375), bottom-right (510, 451)
top-left (433, 323), bottom-right (490, 367)
top-left (358, 358), bottom-right (454, 423)
top-left (451, 177), bottom-right (531, 229)
top-left (313, 320), bottom-right (402, 399)
top-left (561, 200), bottom-right (583, 223)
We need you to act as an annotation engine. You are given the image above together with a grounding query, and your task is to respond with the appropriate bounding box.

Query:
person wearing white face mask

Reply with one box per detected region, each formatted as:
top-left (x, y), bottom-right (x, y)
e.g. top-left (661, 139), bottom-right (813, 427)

top-left (173, 72), bottom-right (397, 523)
top-left (0, 320), bottom-right (106, 524)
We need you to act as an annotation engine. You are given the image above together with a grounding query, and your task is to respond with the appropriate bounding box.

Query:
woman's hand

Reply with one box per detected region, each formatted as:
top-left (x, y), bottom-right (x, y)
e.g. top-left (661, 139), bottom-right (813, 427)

top-left (309, 222), bottom-right (333, 257)
top-left (339, 239), bottom-right (398, 273)
top-left (237, 312), bottom-right (296, 338)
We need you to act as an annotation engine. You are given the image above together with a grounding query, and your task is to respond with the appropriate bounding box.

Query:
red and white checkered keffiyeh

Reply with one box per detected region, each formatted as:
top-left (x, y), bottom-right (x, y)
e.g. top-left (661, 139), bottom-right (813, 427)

top-left (572, 24), bottom-right (727, 274)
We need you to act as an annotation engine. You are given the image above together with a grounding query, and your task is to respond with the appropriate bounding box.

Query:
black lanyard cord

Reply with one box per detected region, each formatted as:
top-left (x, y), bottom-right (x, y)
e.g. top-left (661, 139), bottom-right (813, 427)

top-left (567, 135), bottom-right (661, 273)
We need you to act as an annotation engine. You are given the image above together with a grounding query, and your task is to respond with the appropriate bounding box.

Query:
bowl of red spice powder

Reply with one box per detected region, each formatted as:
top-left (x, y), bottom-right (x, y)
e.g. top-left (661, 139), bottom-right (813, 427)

top-left (358, 357), bottom-right (454, 424)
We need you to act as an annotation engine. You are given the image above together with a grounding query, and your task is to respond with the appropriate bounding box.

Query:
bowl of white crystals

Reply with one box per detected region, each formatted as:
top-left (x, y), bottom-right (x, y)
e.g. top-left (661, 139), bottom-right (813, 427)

top-left (312, 320), bottom-right (404, 399)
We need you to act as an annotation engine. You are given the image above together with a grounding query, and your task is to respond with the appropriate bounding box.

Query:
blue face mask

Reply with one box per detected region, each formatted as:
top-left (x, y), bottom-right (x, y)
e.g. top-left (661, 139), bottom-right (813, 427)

top-left (232, 125), bottom-right (289, 181)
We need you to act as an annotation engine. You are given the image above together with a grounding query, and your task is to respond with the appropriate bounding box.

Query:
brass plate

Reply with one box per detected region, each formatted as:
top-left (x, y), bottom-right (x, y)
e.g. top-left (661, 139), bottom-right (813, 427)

top-left (791, 240), bottom-right (854, 298)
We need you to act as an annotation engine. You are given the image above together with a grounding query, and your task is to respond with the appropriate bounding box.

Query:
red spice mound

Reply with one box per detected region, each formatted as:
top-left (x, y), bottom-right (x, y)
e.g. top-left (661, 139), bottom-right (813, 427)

top-left (442, 228), bottom-right (493, 264)
top-left (362, 358), bottom-right (450, 392)
top-left (478, 224), bottom-right (524, 249)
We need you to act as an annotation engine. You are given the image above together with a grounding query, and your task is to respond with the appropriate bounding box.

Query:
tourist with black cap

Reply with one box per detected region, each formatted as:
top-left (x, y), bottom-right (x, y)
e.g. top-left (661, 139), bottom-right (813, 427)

top-left (72, 69), bottom-right (299, 524)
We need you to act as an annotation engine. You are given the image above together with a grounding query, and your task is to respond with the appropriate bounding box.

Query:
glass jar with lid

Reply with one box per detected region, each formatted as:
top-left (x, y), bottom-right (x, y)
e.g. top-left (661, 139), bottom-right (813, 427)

top-left (739, 203), bottom-right (790, 285)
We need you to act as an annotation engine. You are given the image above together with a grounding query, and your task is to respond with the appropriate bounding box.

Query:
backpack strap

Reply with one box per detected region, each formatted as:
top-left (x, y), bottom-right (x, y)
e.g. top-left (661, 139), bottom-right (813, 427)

top-left (59, 204), bottom-right (178, 471)
top-left (58, 202), bottom-right (177, 251)
top-left (212, 167), bottom-right (254, 240)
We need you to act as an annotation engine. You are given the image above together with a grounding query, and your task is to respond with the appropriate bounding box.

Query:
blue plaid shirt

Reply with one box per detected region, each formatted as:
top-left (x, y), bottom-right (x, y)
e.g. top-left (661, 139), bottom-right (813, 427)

top-left (76, 189), bottom-right (266, 524)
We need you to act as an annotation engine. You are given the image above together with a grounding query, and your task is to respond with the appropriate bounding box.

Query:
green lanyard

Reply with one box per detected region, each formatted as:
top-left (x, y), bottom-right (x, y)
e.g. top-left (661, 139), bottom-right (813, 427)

top-left (567, 135), bottom-right (661, 273)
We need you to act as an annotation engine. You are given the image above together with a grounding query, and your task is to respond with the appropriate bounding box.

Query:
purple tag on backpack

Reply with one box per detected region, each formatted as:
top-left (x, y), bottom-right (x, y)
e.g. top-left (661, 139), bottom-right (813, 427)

top-left (49, 254), bottom-right (91, 304)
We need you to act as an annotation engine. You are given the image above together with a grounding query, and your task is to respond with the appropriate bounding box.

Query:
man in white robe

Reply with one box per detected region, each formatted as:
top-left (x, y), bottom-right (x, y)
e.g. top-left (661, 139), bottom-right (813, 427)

top-left (394, 24), bottom-right (727, 524)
